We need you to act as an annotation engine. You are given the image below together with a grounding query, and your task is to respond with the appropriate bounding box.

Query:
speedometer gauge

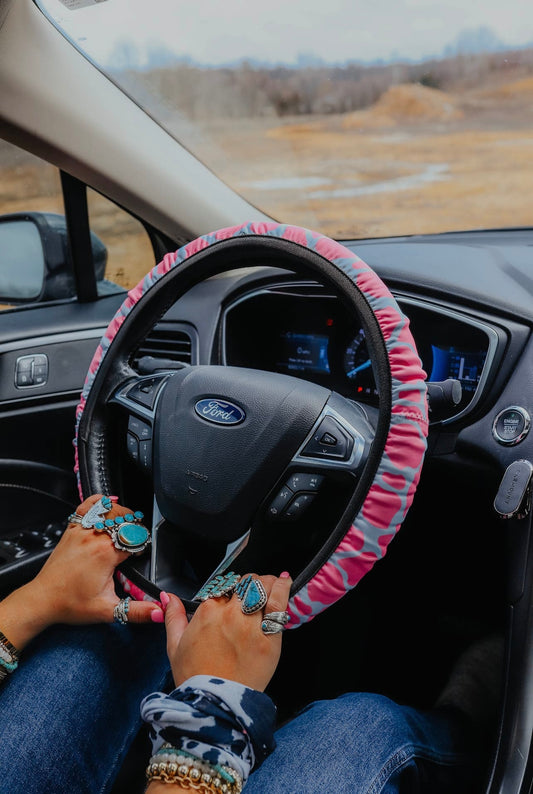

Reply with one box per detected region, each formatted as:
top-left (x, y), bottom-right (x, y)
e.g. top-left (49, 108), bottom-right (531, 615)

top-left (344, 329), bottom-right (376, 395)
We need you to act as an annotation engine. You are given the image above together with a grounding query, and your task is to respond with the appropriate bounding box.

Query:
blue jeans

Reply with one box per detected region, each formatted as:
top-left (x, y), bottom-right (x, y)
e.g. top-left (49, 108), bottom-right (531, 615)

top-left (0, 626), bottom-right (479, 794)
top-left (248, 693), bottom-right (479, 794)
top-left (0, 622), bottom-right (169, 794)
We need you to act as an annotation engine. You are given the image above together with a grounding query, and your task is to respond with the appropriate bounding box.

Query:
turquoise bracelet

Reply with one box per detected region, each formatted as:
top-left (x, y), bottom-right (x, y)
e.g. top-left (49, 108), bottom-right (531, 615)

top-left (0, 656), bottom-right (18, 673)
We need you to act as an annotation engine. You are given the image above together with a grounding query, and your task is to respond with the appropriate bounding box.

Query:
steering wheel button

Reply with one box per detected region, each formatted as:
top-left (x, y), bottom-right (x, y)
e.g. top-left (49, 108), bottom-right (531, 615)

top-left (267, 485), bottom-right (294, 519)
top-left (128, 417), bottom-right (152, 440)
top-left (302, 416), bottom-right (354, 461)
top-left (127, 432), bottom-right (140, 462)
top-left (287, 472), bottom-right (324, 492)
top-left (127, 376), bottom-right (166, 409)
top-left (139, 439), bottom-right (152, 470)
top-left (284, 493), bottom-right (315, 519)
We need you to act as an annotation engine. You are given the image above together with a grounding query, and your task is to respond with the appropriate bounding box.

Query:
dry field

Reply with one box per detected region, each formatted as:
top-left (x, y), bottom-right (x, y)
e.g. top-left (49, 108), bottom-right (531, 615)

top-left (3, 75), bottom-right (533, 291)
top-left (192, 79), bottom-right (533, 239)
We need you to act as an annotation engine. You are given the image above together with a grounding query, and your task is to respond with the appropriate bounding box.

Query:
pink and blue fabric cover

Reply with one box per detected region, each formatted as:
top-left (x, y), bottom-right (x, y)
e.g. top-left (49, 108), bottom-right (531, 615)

top-left (74, 222), bottom-right (428, 629)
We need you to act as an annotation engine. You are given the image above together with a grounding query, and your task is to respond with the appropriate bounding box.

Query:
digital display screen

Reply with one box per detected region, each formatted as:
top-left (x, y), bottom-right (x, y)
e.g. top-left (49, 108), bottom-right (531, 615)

top-left (429, 346), bottom-right (487, 394)
top-left (278, 332), bottom-right (330, 374)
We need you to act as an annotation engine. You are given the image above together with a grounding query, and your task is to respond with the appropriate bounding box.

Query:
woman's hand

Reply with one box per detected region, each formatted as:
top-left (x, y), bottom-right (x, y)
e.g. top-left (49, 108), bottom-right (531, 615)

top-left (164, 572), bottom-right (292, 692)
top-left (0, 494), bottom-right (164, 651)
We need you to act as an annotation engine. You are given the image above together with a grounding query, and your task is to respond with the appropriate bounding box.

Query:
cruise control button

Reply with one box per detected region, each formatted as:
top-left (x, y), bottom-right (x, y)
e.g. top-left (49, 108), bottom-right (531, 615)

top-left (284, 493), bottom-right (315, 519)
top-left (286, 472), bottom-right (324, 492)
top-left (267, 486), bottom-right (294, 518)
top-left (139, 439), bottom-right (152, 470)
top-left (302, 416), bottom-right (354, 461)
top-left (127, 432), bottom-right (140, 462)
top-left (128, 417), bottom-right (152, 441)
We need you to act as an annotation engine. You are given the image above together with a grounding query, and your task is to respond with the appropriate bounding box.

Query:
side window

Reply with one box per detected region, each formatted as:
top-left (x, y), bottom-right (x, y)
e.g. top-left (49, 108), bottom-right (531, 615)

top-left (0, 140), bottom-right (62, 311)
top-left (0, 139), bottom-right (155, 309)
top-left (87, 188), bottom-right (155, 291)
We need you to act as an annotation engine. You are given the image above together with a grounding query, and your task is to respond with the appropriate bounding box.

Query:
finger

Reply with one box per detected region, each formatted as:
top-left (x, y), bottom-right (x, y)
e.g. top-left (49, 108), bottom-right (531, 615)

top-left (74, 494), bottom-right (106, 516)
top-left (125, 599), bottom-right (165, 625)
top-left (164, 592), bottom-right (189, 645)
top-left (260, 572), bottom-right (292, 637)
top-left (264, 571), bottom-right (292, 615)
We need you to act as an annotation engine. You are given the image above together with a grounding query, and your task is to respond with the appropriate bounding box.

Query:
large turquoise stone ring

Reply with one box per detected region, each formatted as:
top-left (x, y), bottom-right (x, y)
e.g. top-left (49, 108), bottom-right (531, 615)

top-left (239, 577), bottom-right (267, 615)
top-left (111, 522), bottom-right (151, 554)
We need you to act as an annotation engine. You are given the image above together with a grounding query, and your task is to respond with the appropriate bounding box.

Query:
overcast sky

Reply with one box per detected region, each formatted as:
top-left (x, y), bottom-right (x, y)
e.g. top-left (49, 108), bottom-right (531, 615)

top-left (40, 0), bottom-right (533, 66)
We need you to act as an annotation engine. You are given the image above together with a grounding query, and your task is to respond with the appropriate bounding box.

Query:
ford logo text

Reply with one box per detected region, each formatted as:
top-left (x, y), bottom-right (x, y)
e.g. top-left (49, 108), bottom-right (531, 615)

top-left (194, 398), bottom-right (245, 426)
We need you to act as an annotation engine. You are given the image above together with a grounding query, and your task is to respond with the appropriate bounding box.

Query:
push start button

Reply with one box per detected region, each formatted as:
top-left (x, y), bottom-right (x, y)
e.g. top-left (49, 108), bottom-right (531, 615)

top-left (493, 406), bottom-right (531, 446)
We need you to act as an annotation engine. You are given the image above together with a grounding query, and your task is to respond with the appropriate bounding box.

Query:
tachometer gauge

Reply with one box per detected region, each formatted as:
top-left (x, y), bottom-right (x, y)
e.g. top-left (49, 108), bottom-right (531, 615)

top-left (344, 329), bottom-right (377, 395)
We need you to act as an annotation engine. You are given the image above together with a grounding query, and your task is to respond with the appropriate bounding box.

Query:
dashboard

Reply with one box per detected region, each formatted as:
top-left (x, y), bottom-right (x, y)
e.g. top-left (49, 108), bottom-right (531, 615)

top-left (223, 282), bottom-right (503, 424)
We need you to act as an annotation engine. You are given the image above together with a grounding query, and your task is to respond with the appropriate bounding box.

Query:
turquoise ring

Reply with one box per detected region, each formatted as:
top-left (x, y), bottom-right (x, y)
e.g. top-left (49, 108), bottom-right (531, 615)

top-left (193, 571), bottom-right (241, 601)
top-left (110, 521), bottom-right (151, 554)
top-left (236, 577), bottom-right (268, 615)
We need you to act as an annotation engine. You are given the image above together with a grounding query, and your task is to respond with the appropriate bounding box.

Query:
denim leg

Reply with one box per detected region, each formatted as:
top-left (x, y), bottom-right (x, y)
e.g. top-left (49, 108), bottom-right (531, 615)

top-left (246, 692), bottom-right (480, 794)
top-left (0, 622), bottom-right (170, 794)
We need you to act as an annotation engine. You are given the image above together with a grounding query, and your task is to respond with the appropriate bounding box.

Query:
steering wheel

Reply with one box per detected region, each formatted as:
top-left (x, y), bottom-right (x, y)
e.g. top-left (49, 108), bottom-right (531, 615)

top-left (75, 223), bottom-right (428, 628)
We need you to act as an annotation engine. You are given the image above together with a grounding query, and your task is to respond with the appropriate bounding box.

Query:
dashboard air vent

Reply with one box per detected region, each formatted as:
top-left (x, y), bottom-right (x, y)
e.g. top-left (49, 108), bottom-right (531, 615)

top-left (132, 323), bottom-right (194, 372)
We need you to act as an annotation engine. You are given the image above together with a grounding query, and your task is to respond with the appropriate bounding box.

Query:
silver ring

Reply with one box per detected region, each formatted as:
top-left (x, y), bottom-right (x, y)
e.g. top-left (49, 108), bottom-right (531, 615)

top-left (261, 619), bottom-right (285, 635)
top-left (113, 597), bottom-right (132, 625)
top-left (263, 611), bottom-right (290, 626)
top-left (67, 513), bottom-right (84, 525)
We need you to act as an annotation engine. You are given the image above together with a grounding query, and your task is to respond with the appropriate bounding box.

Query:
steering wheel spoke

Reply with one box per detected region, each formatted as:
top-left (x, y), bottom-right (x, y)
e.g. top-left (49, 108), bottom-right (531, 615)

top-left (259, 394), bottom-right (375, 527)
top-left (292, 393), bottom-right (375, 475)
top-left (110, 372), bottom-right (171, 476)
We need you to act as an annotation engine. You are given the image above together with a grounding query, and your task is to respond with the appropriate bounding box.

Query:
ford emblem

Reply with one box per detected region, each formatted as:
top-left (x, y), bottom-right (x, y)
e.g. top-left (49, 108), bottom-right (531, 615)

top-left (194, 398), bottom-right (245, 426)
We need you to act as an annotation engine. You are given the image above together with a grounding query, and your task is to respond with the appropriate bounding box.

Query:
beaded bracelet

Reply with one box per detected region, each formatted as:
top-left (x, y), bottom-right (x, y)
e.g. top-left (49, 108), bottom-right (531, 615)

top-left (147, 744), bottom-right (243, 792)
top-left (141, 675), bottom-right (276, 784)
top-left (146, 748), bottom-right (242, 792)
top-left (0, 656), bottom-right (18, 673)
top-left (0, 629), bottom-right (19, 662)
top-left (0, 629), bottom-right (20, 684)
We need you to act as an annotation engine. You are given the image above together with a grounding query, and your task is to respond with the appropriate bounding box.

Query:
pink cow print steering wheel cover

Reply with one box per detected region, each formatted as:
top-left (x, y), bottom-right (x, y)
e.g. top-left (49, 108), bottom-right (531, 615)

top-left (75, 222), bottom-right (428, 628)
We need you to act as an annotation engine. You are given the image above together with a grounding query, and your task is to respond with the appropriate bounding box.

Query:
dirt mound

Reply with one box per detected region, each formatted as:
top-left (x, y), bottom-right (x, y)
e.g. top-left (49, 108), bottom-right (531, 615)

top-left (477, 75), bottom-right (533, 100)
top-left (343, 83), bottom-right (463, 129)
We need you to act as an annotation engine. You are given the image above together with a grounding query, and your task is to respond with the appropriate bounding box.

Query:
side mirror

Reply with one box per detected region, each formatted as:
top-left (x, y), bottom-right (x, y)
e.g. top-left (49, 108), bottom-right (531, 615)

top-left (0, 211), bottom-right (108, 303)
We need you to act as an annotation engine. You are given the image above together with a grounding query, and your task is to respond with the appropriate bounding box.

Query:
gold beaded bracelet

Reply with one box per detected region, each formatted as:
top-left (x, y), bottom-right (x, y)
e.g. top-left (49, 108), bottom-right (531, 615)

top-left (146, 759), bottom-right (242, 793)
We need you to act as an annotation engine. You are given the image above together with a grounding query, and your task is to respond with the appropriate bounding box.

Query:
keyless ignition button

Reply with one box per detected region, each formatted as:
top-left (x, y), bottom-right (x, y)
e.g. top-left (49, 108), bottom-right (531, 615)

top-left (492, 406), bottom-right (530, 446)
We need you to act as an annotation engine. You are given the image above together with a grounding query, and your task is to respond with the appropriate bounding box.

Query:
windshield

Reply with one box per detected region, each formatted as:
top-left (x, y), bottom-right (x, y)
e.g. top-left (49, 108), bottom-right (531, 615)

top-left (37, 0), bottom-right (533, 239)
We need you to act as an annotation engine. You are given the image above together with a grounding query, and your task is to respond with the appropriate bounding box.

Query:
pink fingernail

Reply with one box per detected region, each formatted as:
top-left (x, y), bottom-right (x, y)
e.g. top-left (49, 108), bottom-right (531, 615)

top-left (160, 591), bottom-right (170, 610)
top-left (280, 571), bottom-right (291, 579)
top-left (150, 609), bottom-right (165, 623)
top-left (109, 496), bottom-right (119, 503)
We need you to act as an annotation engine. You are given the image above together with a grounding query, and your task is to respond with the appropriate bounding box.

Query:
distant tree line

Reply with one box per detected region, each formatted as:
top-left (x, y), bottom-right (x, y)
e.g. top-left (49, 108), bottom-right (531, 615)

top-left (114, 46), bottom-right (533, 120)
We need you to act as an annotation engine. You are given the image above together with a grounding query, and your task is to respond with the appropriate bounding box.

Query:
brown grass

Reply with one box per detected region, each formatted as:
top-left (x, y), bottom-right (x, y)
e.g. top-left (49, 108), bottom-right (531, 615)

top-left (2, 75), bottom-right (533, 295)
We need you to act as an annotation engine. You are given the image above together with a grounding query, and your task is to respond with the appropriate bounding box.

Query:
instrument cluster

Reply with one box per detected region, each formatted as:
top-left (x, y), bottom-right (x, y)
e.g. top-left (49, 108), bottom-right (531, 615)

top-left (223, 284), bottom-right (495, 422)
